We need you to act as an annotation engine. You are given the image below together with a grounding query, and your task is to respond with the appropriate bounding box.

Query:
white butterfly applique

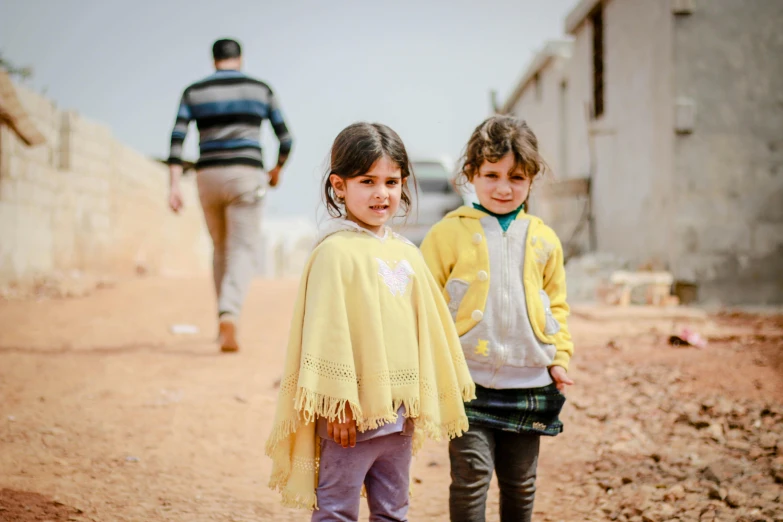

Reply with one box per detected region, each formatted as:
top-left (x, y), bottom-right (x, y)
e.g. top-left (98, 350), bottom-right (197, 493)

top-left (376, 258), bottom-right (415, 296)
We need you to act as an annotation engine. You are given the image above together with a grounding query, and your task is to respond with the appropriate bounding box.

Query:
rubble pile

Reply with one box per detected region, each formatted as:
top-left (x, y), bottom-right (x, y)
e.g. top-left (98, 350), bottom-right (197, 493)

top-left (561, 354), bottom-right (782, 522)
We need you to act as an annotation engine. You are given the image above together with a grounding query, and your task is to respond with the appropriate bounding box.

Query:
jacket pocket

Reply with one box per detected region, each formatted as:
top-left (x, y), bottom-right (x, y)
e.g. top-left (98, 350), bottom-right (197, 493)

top-left (445, 279), bottom-right (470, 321)
top-left (539, 289), bottom-right (561, 336)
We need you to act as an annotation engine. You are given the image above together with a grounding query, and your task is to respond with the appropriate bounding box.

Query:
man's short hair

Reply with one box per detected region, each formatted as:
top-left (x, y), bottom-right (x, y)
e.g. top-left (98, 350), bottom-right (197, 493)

top-left (212, 39), bottom-right (242, 61)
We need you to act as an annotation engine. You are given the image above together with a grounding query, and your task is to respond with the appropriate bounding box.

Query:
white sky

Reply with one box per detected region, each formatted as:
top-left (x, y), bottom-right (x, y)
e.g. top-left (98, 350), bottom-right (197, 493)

top-left (1, 0), bottom-right (575, 218)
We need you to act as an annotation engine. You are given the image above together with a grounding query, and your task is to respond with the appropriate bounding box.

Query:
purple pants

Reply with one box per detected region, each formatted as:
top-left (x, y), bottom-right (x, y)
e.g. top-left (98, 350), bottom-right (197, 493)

top-left (311, 432), bottom-right (413, 522)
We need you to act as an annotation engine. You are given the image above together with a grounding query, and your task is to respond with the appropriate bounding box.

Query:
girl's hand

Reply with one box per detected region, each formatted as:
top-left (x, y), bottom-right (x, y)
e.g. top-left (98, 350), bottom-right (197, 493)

top-left (327, 407), bottom-right (357, 448)
top-left (549, 366), bottom-right (574, 392)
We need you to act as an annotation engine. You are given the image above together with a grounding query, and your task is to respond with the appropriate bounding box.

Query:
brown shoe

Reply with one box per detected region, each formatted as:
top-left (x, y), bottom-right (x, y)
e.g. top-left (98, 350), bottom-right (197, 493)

top-left (218, 317), bottom-right (240, 353)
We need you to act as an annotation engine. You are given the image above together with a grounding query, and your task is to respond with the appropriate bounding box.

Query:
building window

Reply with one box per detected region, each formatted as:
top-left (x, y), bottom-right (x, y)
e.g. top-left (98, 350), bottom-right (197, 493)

top-left (591, 4), bottom-right (604, 119)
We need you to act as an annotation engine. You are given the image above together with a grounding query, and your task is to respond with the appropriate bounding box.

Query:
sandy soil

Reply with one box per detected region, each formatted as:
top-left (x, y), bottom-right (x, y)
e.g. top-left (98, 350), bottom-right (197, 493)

top-left (1, 276), bottom-right (781, 521)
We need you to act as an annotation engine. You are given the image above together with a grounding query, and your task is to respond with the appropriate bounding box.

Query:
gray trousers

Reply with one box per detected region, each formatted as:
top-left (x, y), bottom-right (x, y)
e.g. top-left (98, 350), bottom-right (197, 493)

top-left (196, 165), bottom-right (265, 319)
top-left (312, 433), bottom-right (412, 522)
top-left (449, 426), bottom-right (540, 522)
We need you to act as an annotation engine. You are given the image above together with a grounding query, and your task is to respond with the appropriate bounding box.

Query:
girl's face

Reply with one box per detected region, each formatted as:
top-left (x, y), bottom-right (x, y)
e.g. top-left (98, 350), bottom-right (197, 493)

top-left (330, 155), bottom-right (403, 235)
top-left (471, 151), bottom-right (531, 215)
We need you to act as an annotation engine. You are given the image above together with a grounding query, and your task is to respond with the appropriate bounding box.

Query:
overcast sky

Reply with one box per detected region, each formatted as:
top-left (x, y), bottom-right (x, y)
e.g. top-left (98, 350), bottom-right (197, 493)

top-left (1, 0), bottom-right (575, 218)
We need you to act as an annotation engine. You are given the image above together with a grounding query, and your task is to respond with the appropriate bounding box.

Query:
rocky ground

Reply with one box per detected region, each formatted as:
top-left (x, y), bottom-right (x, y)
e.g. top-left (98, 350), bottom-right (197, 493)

top-left (0, 276), bottom-right (781, 521)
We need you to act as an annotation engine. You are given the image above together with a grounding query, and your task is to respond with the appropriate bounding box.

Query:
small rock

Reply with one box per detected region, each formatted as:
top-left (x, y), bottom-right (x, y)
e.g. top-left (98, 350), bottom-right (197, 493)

top-left (595, 459), bottom-right (615, 472)
top-left (658, 503), bottom-right (676, 518)
top-left (749, 446), bottom-right (765, 460)
top-left (725, 428), bottom-right (745, 441)
top-left (125, 456), bottom-right (140, 463)
top-left (682, 414), bottom-right (711, 429)
top-left (585, 484), bottom-right (604, 498)
top-left (599, 476), bottom-right (623, 491)
top-left (714, 398), bottom-right (734, 416)
top-left (234, 395), bottom-right (247, 403)
top-left (702, 459), bottom-right (745, 484)
top-left (760, 433), bottom-right (778, 450)
top-left (732, 404), bottom-right (748, 417)
top-left (759, 484), bottom-right (780, 503)
top-left (699, 506), bottom-right (717, 522)
top-left (725, 488), bottom-right (747, 508)
top-left (727, 440), bottom-right (751, 452)
top-left (659, 461), bottom-right (689, 481)
top-left (7, 415), bottom-right (14, 422)
top-left (664, 484), bottom-right (685, 502)
top-left (708, 483), bottom-right (727, 500)
top-left (706, 423), bottom-right (725, 442)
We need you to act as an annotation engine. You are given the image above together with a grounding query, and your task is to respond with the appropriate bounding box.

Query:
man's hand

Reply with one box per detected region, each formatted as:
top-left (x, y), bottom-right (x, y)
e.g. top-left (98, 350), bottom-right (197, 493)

top-left (326, 406), bottom-right (357, 448)
top-left (168, 185), bottom-right (184, 213)
top-left (168, 164), bottom-right (184, 213)
top-left (268, 166), bottom-right (282, 188)
top-left (549, 365), bottom-right (574, 392)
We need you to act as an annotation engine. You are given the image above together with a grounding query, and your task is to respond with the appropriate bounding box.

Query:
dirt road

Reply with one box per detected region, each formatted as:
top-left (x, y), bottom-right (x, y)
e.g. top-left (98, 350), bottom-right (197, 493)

top-left (1, 276), bottom-right (781, 521)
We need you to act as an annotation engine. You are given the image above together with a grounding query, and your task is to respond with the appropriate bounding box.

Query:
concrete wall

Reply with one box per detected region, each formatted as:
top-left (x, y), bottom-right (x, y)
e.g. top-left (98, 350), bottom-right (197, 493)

top-left (566, 0), bottom-right (675, 266)
top-left (671, 0), bottom-right (783, 304)
top-left (508, 56), bottom-right (569, 178)
top-left (563, 18), bottom-right (594, 186)
top-left (0, 82), bottom-right (211, 286)
top-left (500, 0), bottom-right (782, 304)
top-left (507, 54), bottom-right (575, 227)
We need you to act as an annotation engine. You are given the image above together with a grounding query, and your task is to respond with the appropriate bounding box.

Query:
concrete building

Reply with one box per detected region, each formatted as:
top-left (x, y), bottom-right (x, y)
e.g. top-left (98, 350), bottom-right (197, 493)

top-left (0, 71), bottom-right (212, 286)
top-left (500, 0), bottom-right (783, 305)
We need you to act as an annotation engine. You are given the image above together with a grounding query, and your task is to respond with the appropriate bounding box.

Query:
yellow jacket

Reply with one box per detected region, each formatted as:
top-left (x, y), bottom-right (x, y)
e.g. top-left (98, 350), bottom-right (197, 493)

top-left (420, 206), bottom-right (574, 377)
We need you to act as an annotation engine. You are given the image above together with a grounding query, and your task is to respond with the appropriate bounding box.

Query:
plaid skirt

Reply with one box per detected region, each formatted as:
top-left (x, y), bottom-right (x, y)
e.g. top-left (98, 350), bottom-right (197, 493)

top-left (465, 383), bottom-right (566, 436)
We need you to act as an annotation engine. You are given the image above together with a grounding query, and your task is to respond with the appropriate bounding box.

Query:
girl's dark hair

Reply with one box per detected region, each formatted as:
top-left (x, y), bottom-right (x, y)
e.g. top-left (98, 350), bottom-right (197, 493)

top-left (323, 122), bottom-right (415, 218)
top-left (457, 115), bottom-right (549, 189)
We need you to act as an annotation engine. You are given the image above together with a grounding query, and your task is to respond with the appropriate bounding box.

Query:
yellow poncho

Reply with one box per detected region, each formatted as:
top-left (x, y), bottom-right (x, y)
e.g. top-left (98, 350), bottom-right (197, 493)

top-left (265, 220), bottom-right (475, 510)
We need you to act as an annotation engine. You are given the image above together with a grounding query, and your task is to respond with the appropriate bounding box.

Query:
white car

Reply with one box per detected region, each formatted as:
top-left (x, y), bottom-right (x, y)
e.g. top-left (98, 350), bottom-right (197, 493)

top-left (395, 159), bottom-right (464, 246)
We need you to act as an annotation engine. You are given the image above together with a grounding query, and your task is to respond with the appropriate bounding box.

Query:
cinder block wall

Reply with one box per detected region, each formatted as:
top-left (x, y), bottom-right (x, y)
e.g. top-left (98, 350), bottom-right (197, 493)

top-left (0, 82), bottom-right (210, 286)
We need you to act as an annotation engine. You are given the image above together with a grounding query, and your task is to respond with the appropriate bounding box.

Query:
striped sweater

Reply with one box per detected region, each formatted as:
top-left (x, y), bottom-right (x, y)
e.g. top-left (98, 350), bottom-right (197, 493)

top-left (168, 69), bottom-right (293, 170)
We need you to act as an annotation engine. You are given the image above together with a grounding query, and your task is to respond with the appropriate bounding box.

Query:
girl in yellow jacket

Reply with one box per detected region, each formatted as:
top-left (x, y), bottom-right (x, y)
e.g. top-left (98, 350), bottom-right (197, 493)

top-left (420, 115), bottom-right (574, 522)
top-left (265, 122), bottom-right (475, 520)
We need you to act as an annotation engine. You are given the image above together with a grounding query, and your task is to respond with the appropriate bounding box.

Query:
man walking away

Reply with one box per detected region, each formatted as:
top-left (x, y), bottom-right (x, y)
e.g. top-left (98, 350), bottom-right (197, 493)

top-left (167, 38), bottom-right (293, 352)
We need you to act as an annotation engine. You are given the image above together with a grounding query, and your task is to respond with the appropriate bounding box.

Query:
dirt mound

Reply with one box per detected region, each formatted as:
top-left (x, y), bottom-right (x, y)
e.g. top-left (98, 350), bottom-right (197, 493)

top-left (0, 489), bottom-right (83, 522)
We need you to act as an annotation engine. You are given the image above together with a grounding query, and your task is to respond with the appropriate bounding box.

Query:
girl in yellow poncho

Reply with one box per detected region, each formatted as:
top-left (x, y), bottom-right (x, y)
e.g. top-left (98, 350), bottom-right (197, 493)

top-left (265, 122), bottom-right (475, 520)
